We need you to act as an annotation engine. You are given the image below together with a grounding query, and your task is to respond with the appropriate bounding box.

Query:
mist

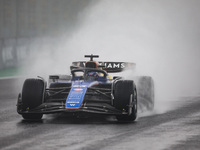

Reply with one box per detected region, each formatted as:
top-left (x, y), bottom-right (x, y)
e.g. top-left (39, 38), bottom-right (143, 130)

top-left (23, 0), bottom-right (200, 112)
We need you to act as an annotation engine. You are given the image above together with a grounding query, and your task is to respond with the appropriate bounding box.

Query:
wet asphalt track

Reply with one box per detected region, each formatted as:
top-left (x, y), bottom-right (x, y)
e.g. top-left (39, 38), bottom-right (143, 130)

top-left (1, 78), bottom-right (200, 150)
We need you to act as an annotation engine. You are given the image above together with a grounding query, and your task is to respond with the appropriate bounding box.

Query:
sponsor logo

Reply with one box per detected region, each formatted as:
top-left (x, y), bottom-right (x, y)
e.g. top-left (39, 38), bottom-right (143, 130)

top-left (67, 101), bottom-right (80, 103)
top-left (70, 104), bottom-right (75, 106)
top-left (105, 63), bottom-right (125, 69)
top-left (74, 88), bottom-right (83, 91)
top-left (99, 62), bottom-right (125, 69)
top-left (73, 85), bottom-right (87, 87)
top-left (73, 61), bottom-right (126, 69)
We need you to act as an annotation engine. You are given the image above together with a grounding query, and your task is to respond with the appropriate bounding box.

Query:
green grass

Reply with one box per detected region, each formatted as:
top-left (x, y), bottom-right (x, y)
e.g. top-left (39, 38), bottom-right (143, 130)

top-left (0, 67), bottom-right (21, 78)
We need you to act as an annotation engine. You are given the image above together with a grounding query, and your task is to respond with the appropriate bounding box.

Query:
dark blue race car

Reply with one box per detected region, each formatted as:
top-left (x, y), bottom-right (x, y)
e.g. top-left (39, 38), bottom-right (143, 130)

top-left (17, 55), bottom-right (154, 122)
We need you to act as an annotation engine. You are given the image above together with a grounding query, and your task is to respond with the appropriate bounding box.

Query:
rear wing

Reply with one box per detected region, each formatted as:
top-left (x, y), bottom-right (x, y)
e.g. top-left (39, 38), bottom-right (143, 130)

top-left (71, 61), bottom-right (136, 73)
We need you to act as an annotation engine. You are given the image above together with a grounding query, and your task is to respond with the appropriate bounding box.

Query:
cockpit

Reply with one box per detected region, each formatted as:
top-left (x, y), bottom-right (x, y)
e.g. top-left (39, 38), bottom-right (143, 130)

top-left (71, 69), bottom-right (108, 81)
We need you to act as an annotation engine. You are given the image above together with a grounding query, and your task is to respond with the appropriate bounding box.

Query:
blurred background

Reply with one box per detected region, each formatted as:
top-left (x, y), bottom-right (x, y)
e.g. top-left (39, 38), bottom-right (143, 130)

top-left (0, 0), bottom-right (96, 73)
top-left (0, 0), bottom-right (200, 107)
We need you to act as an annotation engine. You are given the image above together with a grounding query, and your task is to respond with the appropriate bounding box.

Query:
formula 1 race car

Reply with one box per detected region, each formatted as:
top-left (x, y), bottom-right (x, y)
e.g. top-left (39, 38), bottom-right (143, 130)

top-left (17, 54), bottom-right (154, 122)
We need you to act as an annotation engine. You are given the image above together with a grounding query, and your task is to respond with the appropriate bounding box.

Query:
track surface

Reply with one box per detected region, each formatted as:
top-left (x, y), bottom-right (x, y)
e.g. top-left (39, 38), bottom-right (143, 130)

top-left (1, 78), bottom-right (200, 150)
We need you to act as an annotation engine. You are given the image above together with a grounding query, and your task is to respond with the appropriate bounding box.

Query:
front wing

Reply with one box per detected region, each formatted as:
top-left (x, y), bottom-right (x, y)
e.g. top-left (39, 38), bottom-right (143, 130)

top-left (17, 85), bottom-right (129, 116)
top-left (17, 102), bottom-right (127, 115)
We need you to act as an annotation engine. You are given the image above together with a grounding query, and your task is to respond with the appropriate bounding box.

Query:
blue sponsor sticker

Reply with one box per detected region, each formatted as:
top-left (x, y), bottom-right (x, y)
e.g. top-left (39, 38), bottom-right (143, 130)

top-left (66, 81), bottom-right (99, 109)
top-left (66, 87), bottom-right (87, 108)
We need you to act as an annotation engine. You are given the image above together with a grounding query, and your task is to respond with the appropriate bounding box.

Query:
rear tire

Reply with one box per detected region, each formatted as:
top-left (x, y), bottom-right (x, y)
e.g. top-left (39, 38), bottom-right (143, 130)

top-left (114, 80), bottom-right (137, 122)
top-left (21, 78), bottom-right (44, 120)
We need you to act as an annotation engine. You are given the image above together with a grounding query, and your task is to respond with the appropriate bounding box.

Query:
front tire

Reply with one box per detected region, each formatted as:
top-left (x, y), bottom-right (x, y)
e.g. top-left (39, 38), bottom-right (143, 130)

top-left (21, 78), bottom-right (44, 120)
top-left (114, 80), bottom-right (137, 122)
top-left (22, 114), bottom-right (43, 120)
